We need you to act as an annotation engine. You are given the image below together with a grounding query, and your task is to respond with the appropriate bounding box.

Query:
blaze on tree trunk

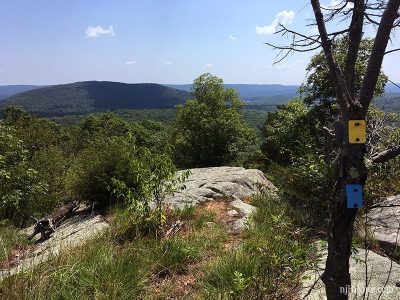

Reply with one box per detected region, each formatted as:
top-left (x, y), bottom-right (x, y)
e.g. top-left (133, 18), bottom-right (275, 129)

top-left (266, 0), bottom-right (400, 297)
top-left (322, 120), bottom-right (368, 299)
top-left (311, 0), bottom-right (400, 300)
top-left (309, 1), bottom-right (400, 299)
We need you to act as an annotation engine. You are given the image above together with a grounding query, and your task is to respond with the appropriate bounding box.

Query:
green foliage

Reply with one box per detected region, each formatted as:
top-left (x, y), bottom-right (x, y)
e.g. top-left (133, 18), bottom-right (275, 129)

top-left (106, 154), bottom-right (187, 237)
top-left (365, 109), bottom-right (400, 201)
top-left (0, 220), bottom-right (31, 262)
top-left (0, 206), bottom-right (229, 300)
top-left (261, 99), bottom-right (331, 226)
top-left (2, 106), bottom-right (71, 206)
top-left (0, 108), bottom-right (179, 227)
top-left (202, 190), bottom-right (314, 299)
top-left (299, 37), bottom-right (388, 106)
top-left (261, 99), bottom-right (315, 164)
top-left (0, 124), bottom-right (48, 226)
top-left (154, 237), bottom-right (200, 275)
top-left (173, 73), bottom-right (257, 167)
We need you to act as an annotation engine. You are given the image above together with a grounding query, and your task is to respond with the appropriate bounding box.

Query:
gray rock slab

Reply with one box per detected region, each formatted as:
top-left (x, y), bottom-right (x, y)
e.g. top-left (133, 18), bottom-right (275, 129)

top-left (302, 241), bottom-right (400, 300)
top-left (1, 214), bottom-right (109, 280)
top-left (166, 167), bottom-right (276, 233)
top-left (367, 194), bottom-right (400, 250)
top-left (166, 166), bottom-right (276, 208)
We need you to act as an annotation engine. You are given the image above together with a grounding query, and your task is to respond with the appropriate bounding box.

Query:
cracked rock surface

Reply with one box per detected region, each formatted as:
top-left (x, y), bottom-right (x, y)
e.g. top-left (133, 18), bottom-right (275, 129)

top-left (166, 167), bottom-right (276, 233)
top-left (1, 167), bottom-right (275, 280)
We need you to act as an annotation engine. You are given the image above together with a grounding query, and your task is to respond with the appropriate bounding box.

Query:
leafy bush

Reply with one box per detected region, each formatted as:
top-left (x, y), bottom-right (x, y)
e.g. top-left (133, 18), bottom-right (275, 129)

top-left (261, 99), bottom-right (331, 226)
top-left (0, 125), bottom-right (48, 226)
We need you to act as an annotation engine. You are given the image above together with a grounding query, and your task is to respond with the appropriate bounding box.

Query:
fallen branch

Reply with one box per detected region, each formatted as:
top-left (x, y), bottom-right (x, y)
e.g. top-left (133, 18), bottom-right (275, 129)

top-left (371, 145), bottom-right (400, 164)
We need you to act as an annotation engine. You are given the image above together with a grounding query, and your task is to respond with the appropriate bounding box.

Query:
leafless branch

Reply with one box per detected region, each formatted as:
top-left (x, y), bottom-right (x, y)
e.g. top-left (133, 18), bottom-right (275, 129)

top-left (387, 78), bottom-right (400, 89)
top-left (371, 145), bottom-right (400, 164)
top-left (385, 47), bottom-right (400, 54)
top-left (345, 0), bottom-right (365, 98)
top-left (359, 0), bottom-right (400, 115)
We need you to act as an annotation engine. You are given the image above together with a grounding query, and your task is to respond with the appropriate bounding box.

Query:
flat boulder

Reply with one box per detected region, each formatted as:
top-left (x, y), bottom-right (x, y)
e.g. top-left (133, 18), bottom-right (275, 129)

top-left (166, 167), bottom-right (276, 233)
top-left (302, 241), bottom-right (400, 299)
top-left (367, 194), bottom-right (400, 251)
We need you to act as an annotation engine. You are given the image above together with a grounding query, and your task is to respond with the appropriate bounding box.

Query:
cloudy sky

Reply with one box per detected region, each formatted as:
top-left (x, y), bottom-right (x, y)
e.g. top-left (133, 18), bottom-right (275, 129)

top-left (1, 0), bottom-right (399, 85)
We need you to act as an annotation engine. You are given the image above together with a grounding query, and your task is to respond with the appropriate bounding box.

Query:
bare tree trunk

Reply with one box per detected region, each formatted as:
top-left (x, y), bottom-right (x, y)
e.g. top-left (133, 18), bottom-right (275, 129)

top-left (322, 114), bottom-right (368, 299)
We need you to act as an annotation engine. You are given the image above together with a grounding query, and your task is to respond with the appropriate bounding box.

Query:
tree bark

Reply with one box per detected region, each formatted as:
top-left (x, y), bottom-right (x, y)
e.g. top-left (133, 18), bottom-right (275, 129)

top-left (311, 1), bottom-right (400, 298)
top-left (322, 137), bottom-right (368, 299)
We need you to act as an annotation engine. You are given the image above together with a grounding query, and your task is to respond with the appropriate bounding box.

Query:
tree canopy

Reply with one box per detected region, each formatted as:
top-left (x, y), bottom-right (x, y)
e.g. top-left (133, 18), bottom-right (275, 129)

top-left (172, 73), bottom-right (256, 168)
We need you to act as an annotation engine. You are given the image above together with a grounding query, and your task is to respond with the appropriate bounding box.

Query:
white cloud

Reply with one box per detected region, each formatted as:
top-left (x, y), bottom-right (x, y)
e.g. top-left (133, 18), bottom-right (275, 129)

top-left (164, 61), bottom-right (173, 65)
top-left (203, 63), bottom-right (213, 68)
top-left (126, 60), bottom-right (136, 65)
top-left (256, 10), bottom-right (295, 35)
top-left (229, 34), bottom-right (237, 40)
top-left (86, 25), bottom-right (115, 38)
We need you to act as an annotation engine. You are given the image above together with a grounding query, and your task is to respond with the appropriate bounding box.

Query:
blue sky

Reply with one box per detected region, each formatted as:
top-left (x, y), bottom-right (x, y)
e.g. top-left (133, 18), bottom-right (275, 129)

top-left (1, 0), bottom-right (399, 85)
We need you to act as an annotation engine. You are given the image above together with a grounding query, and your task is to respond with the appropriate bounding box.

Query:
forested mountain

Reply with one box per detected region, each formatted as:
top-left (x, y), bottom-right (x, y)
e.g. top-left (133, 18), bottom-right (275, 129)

top-left (1, 81), bottom-right (399, 116)
top-left (374, 93), bottom-right (400, 113)
top-left (0, 81), bottom-right (191, 116)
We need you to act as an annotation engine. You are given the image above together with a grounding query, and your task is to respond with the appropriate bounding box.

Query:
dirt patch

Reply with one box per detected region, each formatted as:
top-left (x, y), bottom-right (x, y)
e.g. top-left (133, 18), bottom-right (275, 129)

top-left (147, 200), bottom-right (245, 299)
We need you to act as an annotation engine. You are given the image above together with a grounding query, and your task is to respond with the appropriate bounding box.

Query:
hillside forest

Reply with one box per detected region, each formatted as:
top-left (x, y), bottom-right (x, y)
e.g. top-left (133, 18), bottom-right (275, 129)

top-left (1, 11), bottom-right (400, 300)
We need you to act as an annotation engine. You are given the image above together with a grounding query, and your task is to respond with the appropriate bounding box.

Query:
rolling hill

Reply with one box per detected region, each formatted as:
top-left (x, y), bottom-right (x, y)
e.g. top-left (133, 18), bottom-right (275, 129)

top-left (2, 81), bottom-right (399, 117)
top-left (0, 81), bottom-right (191, 116)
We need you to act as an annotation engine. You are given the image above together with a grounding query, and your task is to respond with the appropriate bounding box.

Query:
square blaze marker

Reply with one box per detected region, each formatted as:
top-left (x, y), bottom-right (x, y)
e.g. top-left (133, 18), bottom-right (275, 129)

top-left (346, 184), bottom-right (363, 209)
top-left (348, 120), bottom-right (366, 144)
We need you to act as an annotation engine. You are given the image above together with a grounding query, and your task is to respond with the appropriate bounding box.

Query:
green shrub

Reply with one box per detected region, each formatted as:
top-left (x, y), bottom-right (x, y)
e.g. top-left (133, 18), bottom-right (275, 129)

top-left (201, 190), bottom-right (314, 299)
top-left (0, 220), bottom-right (31, 262)
top-left (0, 125), bottom-right (48, 226)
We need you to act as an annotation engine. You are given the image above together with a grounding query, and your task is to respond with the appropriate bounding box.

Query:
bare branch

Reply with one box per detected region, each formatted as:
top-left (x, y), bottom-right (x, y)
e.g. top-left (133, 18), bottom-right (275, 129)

top-left (384, 47), bottom-right (400, 54)
top-left (344, 0), bottom-right (365, 99)
top-left (323, 126), bottom-right (336, 138)
top-left (387, 78), bottom-right (400, 90)
top-left (359, 0), bottom-right (400, 115)
top-left (371, 145), bottom-right (400, 164)
top-left (311, 0), bottom-right (354, 111)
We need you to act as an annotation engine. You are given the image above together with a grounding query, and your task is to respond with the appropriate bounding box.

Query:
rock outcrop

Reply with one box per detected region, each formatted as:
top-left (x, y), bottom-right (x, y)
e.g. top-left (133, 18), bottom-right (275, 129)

top-left (166, 167), bottom-right (277, 233)
top-left (1, 167), bottom-right (274, 280)
top-left (302, 241), bottom-right (400, 300)
top-left (0, 212), bottom-right (109, 280)
top-left (367, 194), bottom-right (400, 251)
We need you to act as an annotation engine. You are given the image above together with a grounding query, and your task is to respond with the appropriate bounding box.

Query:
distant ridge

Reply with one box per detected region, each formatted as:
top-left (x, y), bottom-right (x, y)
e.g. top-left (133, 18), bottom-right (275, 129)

top-left (165, 84), bottom-right (299, 101)
top-left (0, 81), bottom-right (191, 116)
top-left (0, 85), bottom-right (45, 99)
top-left (1, 81), bottom-right (399, 116)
